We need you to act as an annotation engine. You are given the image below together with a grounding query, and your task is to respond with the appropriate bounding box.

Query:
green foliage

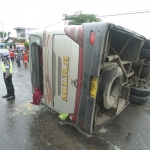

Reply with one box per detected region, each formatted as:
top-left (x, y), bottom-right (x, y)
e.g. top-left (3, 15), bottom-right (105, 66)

top-left (63, 11), bottom-right (101, 25)
top-left (0, 31), bottom-right (7, 39)
top-left (0, 31), bottom-right (11, 40)
top-left (24, 41), bottom-right (29, 48)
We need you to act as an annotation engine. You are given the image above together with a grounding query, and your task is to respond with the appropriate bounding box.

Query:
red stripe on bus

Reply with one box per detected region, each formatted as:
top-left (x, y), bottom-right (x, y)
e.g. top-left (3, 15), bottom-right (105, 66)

top-left (72, 46), bottom-right (83, 122)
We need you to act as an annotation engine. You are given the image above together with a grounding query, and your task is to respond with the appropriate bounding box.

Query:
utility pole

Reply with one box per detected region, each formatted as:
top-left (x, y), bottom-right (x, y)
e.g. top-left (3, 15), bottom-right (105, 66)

top-left (0, 19), bottom-right (4, 41)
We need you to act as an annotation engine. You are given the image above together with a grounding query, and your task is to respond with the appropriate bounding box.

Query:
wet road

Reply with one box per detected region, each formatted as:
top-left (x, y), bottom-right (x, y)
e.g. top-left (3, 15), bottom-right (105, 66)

top-left (0, 60), bottom-right (150, 150)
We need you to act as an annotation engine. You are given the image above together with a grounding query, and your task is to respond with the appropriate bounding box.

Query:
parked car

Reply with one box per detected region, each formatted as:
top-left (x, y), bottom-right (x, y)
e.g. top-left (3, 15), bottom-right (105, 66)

top-left (0, 49), bottom-right (9, 57)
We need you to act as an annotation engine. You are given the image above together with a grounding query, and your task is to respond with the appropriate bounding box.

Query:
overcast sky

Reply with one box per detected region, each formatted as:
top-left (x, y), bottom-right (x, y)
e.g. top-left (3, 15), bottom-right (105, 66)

top-left (0, 0), bottom-right (150, 38)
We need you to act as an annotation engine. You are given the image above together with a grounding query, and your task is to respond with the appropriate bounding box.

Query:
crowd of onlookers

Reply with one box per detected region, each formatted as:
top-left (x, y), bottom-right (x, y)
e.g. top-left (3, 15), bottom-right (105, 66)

top-left (9, 49), bottom-right (29, 68)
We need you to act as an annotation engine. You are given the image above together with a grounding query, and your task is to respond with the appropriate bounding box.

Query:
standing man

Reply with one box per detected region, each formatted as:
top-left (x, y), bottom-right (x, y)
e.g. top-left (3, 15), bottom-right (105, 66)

top-left (16, 52), bottom-right (21, 67)
top-left (1, 54), bottom-right (15, 100)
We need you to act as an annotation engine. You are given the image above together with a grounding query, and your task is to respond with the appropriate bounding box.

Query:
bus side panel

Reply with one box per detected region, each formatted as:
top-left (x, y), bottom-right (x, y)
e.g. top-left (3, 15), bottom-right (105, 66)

top-left (52, 35), bottom-right (79, 113)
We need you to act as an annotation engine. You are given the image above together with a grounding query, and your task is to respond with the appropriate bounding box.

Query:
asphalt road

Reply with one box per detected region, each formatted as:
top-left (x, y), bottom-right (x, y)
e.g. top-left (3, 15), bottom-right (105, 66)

top-left (0, 60), bottom-right (150, 150)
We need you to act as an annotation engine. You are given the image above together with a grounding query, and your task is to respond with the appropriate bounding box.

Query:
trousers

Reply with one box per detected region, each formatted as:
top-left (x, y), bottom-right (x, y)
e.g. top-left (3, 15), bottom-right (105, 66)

top-left (3, 73), bottom-right (15, 96)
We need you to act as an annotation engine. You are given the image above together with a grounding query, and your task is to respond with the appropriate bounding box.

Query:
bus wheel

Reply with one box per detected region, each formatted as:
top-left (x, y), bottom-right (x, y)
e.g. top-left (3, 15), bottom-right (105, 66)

top-left (99, 66), bottom-right (123, 109)
top-left (130, 94), bottom-right (150, 104)
top-left (130, 86), bottom-right (150, 97)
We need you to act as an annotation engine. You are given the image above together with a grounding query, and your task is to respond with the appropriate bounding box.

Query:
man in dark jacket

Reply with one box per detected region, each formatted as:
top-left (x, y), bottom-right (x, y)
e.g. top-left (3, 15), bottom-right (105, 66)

top-left (1, 54), bottom-right (15, 100)
top-left (16, 52), bottom-right (21, 67)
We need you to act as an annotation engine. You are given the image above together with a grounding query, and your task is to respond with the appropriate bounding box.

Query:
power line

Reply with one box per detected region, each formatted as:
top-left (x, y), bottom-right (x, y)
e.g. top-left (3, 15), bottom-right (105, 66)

top-left (44, 20), bottom-right (64, 28)
top-left (97, 10), bottom-right (150, 17)
top-left (44, 10), bottom-right (150, 28)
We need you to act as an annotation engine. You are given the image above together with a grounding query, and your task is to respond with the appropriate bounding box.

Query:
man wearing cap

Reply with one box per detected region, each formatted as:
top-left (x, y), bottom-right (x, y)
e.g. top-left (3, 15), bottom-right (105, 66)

top-left (1, 54), bottom-right (15, 100)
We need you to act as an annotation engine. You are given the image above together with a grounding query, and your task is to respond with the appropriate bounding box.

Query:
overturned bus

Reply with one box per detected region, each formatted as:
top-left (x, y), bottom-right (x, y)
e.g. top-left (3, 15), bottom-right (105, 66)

top-left (29, 22), bottom-right (149, 134)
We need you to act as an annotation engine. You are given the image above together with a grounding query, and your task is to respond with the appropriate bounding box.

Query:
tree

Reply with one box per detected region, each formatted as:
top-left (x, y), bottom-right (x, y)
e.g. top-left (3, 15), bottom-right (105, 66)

top-left (0, 31), bottom-right (11, 41)
top-left (0, 31), bottom-right (7, 40)
top-left (63, 11), bottom-right (101, 25)
top-left (24, 41), bottom-right (29, 49)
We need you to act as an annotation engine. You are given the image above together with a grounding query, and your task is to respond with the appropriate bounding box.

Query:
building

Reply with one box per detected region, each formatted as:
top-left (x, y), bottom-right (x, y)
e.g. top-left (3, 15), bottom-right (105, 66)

top-left (13, 27), bottom-right (25, 40)
top-left (13, 27), bottom-right (38, 50)
top-left (14, 27), bottom-right (38, 41)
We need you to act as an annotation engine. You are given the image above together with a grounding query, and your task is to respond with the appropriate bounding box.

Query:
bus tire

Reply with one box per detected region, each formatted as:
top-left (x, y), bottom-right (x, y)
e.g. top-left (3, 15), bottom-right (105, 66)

top-left (130, 86), bottom-right (150, 97)
top-left (142, 40), bottom-right (150, 49)
top-left (99, 65), bottom-right (123, 109)
top-left (140, 48), bottom-right (150, 58)
top-left (130, 94), bottom-right (150, 104)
